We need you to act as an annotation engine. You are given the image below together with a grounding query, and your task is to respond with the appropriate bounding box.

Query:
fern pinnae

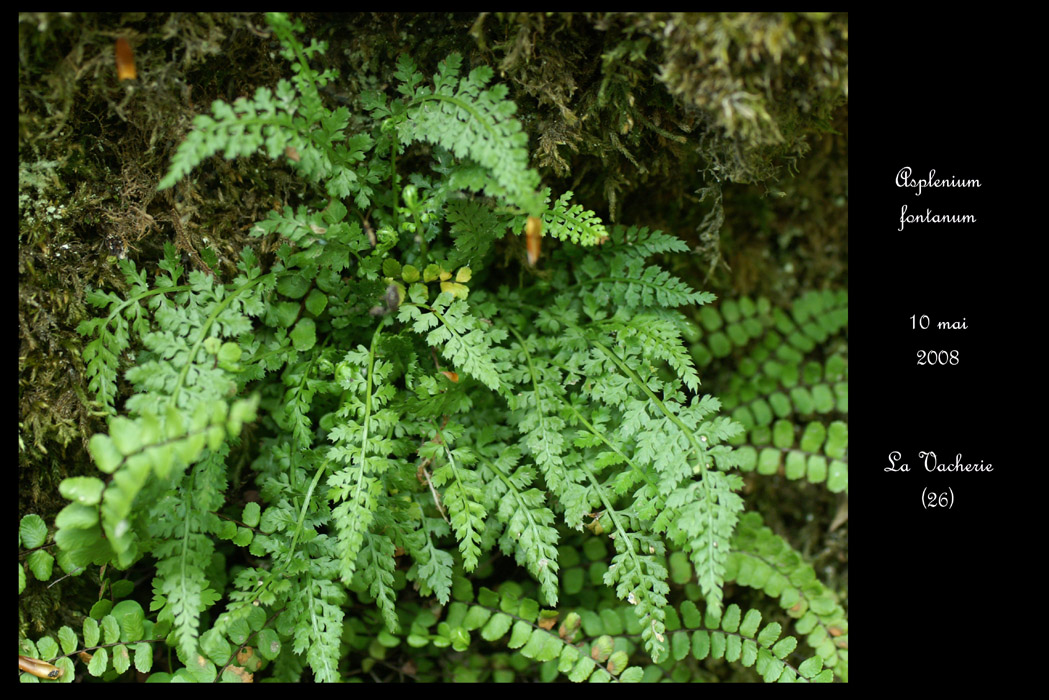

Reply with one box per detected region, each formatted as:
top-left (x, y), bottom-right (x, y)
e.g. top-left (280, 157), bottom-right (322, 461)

top-left (161, 273), bottom-right (270, 412)
top-left (359, 532), bottom-right (399, 631)
top-left (79, 249), bottom-right (194, 413)
top-left (395, 52), bottom-right (543, 215)
top-left (590, 336), bottom-right (747, 617)
top-left (598, 311), bottom-right (702, 392)
top-left (505, 326), bottom-right (570, 493)
top-left (295, 573), bottom-right (344, 682)
top-left (591, 339), bottom-right (708, 468)
top-left (160, 469), bottom-right (209, 663)
top-left (577, 457), bottom-right (670, 662)
top-left (409, 516), bottom-right (455, 604)
top-left (563, 398), bottom-right (658, 493)
top-left (304, 582), bottom-right (334, 682)
top-left (539, 189), bottom-right (610, 246)
top-left (265, 12), bottom-right (326, 109)
top-left (427, 418), bottom-right (486, 572)
top-left (477, 449), bottom-right (560, 606)
top-left (399, 290), bottom-right (504, 391)
top-left (281, 455), bottom-right (330, 575)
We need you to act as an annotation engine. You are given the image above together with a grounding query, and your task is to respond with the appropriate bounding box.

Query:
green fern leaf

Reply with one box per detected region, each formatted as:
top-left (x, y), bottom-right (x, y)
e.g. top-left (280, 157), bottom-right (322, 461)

top-left (395, 53), bottom-right (543, 214)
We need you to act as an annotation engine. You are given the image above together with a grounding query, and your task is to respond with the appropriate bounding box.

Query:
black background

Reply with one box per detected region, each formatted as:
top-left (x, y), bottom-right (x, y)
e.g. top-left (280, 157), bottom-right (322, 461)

top-left (867, 16), bottom-right (1031, 672)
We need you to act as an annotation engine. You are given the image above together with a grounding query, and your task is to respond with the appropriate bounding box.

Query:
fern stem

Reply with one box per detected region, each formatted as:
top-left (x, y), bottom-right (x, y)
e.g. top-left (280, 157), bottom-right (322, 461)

top-left (278, 454), bottom-right (329, 575)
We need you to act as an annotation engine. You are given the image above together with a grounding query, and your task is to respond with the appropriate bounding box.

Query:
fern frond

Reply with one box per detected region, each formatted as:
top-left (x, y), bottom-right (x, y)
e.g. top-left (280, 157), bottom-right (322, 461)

top-left (395, 53), bottom-right (543, 214)
top-left (728, 511), bottom-right (849, 680)
top-left (600, 311), bottom-right (701, 392)
top-left (77, 247), bottom-right (187, 413)
top-left (326, 324), bottom-right (401, 584)
top-left (674, 600), bottom-right (833, 682)
top-left (408, 517), bottom-right (455, 604)
top-left (427, 421), bottom-right (486, 572)
top-left (445, 198), bottom-right (510, 266)
top-left (157, 84), bottom-right (301, 190)
top-left (461, 587), bottom-right (649, 682)
top-left (573, 252), bottom-right (715, 310)
top-left (572, 452), bottom-right (670, 661)
top-left (664, 470), bottom-right (745, 616)
top-left (540, 190), bottom-right (609, 247)
top-left (159, 14), bottom-right (374, 203)
top-left (55, 397), bottom-right (257, 569)
top-left (289, 575), bottom-right (345, 682)
top-left (54, 14), bottom-right (846, 683)
top-left (398, 287), bottom-right (506, 391)
top-left (478, 445), bottom-right (561, 605)
top-left (357, 533), bottom-right (400, 631)
top-left (504, 328), bottom-right (572, 494)
top-left (152, 529), bottom-right (213, 663)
